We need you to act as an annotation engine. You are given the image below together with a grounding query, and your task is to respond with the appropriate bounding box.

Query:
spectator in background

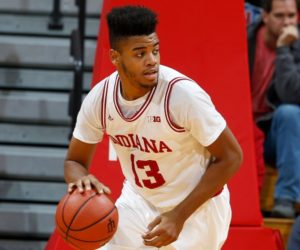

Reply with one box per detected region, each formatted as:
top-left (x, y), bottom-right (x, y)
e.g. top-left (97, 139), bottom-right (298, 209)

top-left (247, 0), bottom-right (300, 218)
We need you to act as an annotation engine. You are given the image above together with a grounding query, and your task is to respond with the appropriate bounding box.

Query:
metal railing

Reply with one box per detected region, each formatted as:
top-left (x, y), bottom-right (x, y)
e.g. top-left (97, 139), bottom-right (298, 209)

top-left (48, 0), bottom-right (87, 137)
top-left (68, 0), bottom-right (87, 137)
top-left (48, 0), bottom-right (64, 30)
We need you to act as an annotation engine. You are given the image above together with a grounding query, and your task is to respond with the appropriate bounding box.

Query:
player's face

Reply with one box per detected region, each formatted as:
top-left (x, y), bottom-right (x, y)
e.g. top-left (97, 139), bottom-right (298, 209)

top-left (110, 33), bottom-right (160, 99)
top-left (263, 0), bottom-right (298, 38)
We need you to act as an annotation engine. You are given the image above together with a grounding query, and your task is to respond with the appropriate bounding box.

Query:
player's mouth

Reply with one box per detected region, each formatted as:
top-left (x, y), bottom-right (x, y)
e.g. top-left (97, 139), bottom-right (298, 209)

top-left (143, 69), bottom-right (158, 81)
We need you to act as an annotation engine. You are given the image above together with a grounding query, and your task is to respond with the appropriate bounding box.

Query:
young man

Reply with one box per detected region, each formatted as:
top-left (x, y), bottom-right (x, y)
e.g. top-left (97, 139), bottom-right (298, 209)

top-left (65, 5), bottom-right (242, 250)
top-left (248, 0), bottom-right (300, 218)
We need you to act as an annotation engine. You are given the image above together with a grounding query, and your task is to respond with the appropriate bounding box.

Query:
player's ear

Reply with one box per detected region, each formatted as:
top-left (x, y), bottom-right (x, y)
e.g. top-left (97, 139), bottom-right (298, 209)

top-left (110, 49), bottom-right (119, 66)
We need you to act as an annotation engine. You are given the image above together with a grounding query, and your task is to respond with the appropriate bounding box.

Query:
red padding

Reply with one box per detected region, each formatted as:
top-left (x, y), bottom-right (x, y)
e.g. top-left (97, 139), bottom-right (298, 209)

top-left (223, 227), bottom-right (284, 250)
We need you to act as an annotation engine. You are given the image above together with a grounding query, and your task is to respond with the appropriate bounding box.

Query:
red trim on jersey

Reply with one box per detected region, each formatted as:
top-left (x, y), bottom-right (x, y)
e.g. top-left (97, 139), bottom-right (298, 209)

top-left (164, 77), bottom-right (192, 132)
top-left (214, 187), bottom-right (224, 197)
top-left (101, 78), bottom-right (109, 130)
top-left (113, 75), bottom-right (157, 122)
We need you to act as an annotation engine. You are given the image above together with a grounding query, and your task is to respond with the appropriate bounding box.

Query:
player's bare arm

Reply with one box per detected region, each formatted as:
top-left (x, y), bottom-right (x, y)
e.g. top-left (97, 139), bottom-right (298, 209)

top-left (143, 126), bottom-right (243, 247)
top-left (64, 137), bottom-right (111, 194)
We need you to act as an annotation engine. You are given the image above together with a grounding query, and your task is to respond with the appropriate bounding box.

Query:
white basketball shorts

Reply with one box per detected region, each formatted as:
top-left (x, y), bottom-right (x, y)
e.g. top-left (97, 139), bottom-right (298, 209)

top-left (99, 181), bottom-right (231, 250)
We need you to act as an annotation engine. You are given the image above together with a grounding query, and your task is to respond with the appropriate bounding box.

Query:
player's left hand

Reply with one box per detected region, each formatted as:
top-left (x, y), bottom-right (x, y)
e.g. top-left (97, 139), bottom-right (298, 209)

top-left (142, 210), bottom-right (185, 247)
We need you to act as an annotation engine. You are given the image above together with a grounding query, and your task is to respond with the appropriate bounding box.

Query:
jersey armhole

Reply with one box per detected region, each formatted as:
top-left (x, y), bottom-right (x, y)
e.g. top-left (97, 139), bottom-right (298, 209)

top-left (164, 77), bottom-right (192, 133)
top-left (100, 78), bottom-right (109, 131)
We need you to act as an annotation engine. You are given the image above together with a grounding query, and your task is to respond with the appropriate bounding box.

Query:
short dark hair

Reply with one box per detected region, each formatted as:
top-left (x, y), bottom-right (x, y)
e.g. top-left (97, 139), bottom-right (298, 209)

top-left (262, 0), bottom-right (299, 12)
top-left (262, 0), bottom-right (273, 11)
top-left (106, 5), bottom-right (158, 49)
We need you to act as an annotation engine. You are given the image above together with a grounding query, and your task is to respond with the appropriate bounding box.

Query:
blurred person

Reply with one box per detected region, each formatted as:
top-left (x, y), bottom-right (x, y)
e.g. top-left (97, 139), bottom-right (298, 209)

top-left (248, 0), bottom-right (300, 218)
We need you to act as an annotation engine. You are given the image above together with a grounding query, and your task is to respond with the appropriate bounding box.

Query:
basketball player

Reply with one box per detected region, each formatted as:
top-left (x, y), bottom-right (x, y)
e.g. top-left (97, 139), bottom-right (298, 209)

top-left (65, 5), bottom-right (243, 250)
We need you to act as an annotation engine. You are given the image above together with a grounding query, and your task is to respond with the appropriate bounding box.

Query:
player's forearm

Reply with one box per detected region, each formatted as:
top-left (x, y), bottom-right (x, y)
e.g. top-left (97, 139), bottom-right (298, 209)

top-left (64, 160), bottom-right (90, 184)
top-left (173, 155), bottom-right (241, 223)
top-left (63, 137), bottom-right (97, 184)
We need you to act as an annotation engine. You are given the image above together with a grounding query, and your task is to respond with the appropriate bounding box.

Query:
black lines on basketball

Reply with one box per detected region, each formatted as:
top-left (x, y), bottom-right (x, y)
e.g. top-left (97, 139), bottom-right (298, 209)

top-left (55, 189), bottom-right (119, 250)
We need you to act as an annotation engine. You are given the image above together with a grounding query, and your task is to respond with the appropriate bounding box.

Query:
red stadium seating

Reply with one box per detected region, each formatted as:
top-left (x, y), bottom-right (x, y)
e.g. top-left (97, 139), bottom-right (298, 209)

top-left (46, 0), bottom-right (284, 249)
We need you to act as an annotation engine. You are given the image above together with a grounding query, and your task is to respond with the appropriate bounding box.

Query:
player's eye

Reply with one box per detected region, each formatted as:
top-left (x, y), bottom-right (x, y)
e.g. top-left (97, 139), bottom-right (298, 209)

top-left (153, 49), bottom-right (159, 55)
top-left (135, 52), bottom-right (145, 58)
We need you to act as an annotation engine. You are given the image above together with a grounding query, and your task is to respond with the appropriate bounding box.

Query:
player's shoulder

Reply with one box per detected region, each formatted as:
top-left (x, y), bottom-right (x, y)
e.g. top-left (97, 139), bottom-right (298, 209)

top-left (160, 65), bottom-right (197, 86)
top-left (159, 65), bottom-right (187, 81)
top-left (161, 67), bottom-right (213, 107)
top-left (160, 65), bottom-right (204, 93)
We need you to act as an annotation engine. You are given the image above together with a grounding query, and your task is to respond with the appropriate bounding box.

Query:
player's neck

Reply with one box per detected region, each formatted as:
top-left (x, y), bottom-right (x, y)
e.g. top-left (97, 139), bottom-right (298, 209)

top-left (119, 79), bottom-right (152, 101)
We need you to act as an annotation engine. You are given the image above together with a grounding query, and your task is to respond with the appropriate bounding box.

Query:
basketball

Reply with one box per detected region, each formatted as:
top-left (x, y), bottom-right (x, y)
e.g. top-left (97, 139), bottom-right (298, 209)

top-left (55, 189), bottom-right (118, 250)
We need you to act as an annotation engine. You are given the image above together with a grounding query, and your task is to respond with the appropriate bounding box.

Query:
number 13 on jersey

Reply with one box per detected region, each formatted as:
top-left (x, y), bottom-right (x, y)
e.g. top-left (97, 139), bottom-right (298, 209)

top-left (130, 153), bottom-right (166, 189)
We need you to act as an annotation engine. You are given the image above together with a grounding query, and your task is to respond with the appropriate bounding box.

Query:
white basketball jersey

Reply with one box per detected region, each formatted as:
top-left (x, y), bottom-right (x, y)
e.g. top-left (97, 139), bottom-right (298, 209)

top-left (99, 65), bottom-right (225, 209)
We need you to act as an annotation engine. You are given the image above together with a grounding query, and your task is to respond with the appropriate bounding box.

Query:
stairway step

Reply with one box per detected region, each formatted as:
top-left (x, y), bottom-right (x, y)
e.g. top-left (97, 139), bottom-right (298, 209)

top-left (264, 217), bottom-right (294, 247)
top-left (0, 145), bottom-right (65, 180)
top-left (0, 14), bottom-right (99, 38)
top-left (0, 35), bottom-right (96, 68)
top-left (0, 68), bottom-right (92, 91)
top-left (0, 180), bottom-right (66, 202)
top-left (0, 123), bottom-right (69, 146)
top-left (0, 0), bottom-right (103, 16)
top-left (0, 240), bottom-right (46, 250)
top-left (0, 203), bottom-right (56, 237)
top-left (0, 90), bottom-right (71, 124)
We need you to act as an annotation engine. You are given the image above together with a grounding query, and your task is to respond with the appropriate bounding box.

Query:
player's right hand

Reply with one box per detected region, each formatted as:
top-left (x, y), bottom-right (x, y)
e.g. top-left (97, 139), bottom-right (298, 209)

top-left (68, 174), bottom-right (111, 194)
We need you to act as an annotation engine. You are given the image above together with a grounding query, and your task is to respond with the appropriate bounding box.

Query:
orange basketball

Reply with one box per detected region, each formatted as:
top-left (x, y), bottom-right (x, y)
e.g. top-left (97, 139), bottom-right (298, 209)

top-left (55, 189), bottom-right (118, 250)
